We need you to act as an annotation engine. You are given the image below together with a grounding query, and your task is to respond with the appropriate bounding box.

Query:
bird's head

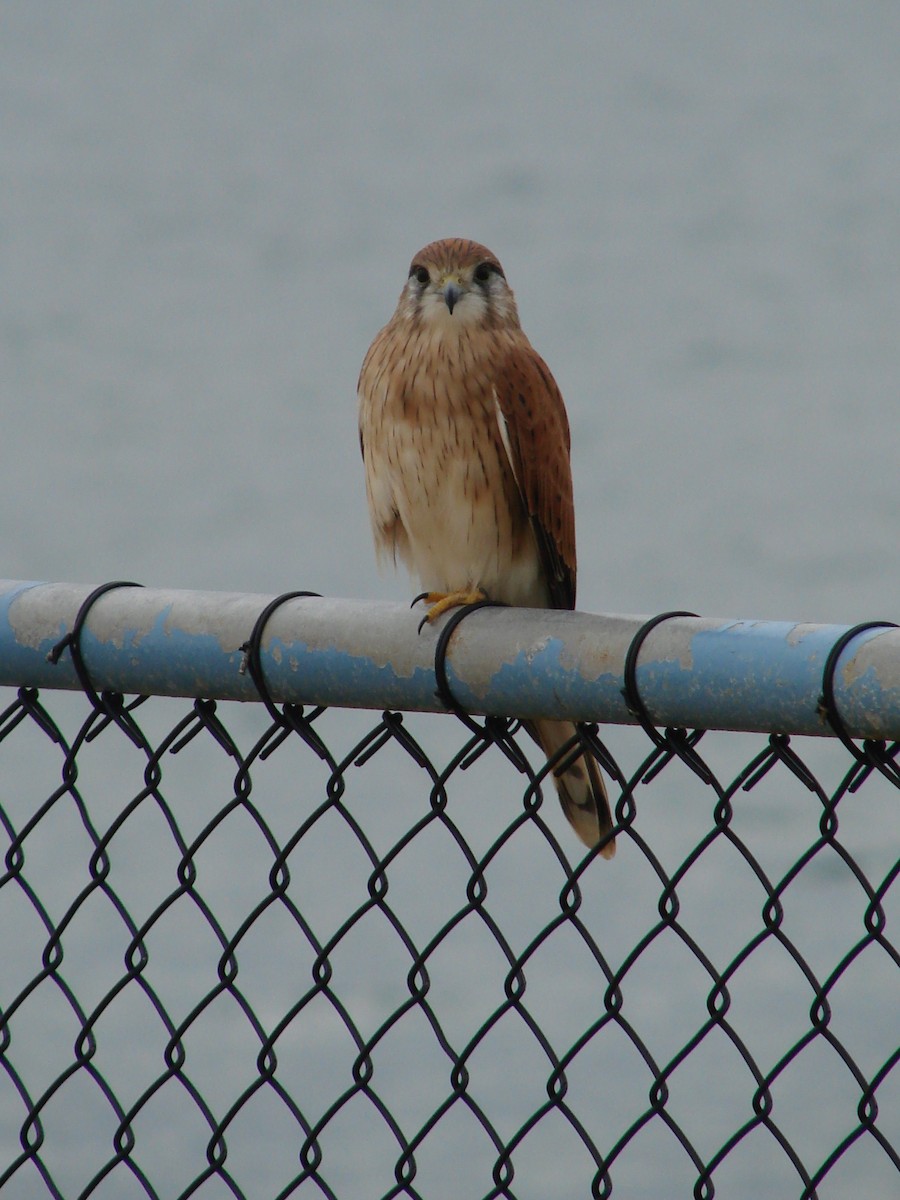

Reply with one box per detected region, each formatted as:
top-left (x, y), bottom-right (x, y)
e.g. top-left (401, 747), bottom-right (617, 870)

top-left (397, 238), bottom-right (521, 332)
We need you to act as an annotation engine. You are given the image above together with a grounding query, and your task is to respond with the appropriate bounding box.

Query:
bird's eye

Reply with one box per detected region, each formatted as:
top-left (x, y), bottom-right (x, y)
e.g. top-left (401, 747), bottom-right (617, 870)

top-left (473, 262), bottom-right (495, 284)
top-left (410, 265), bottom-right (430, 286)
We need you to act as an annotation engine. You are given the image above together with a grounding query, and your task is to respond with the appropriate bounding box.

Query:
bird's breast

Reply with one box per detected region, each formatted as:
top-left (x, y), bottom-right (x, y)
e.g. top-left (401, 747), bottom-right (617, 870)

top-left (360, 334), bottom-right (546, 606)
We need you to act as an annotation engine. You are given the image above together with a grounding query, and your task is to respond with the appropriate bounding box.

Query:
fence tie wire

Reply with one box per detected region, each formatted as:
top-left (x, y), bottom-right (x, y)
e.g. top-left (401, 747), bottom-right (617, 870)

top-left (238, 589), bottom-right (322, 700)
top-left (427, 598), bottom-right (535, 781)
top-left (46, 580), bottom-right (144, 679)
top-left (621, 609), bottom-right (716, 786)
top-left (818, 620), bottom-right (900, 792)
top-left (46, 579), bottom-right (147, 751)
top-left (429, 598), bottom-right (508, 724)
top-left (237, 590), bottom-right (334, 763)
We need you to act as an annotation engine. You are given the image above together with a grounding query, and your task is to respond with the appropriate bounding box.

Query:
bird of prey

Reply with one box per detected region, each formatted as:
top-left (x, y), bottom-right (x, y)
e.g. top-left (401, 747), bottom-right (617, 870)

top-left (357, 237), bottom-right (615, 857)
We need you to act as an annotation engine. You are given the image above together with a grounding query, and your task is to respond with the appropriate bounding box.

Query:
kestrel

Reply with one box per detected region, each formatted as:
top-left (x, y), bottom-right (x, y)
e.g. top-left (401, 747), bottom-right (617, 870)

top-left (358, 238), bottom-right (615, 857)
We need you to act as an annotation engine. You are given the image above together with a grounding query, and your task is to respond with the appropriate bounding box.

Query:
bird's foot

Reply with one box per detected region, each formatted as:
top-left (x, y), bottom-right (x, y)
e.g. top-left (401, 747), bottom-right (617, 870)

top-left (414, 588), bottom-right (488, 626)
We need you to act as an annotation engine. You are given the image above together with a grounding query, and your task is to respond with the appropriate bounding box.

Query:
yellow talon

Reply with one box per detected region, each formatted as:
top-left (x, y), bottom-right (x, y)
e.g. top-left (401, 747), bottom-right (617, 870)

top-left (418, 588), bottom-right (488, 624)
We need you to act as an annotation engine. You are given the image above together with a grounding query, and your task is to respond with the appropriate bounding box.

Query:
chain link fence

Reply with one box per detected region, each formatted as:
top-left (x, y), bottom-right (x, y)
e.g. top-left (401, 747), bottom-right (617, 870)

top-left (0, 582), bottom-right (897, 1199)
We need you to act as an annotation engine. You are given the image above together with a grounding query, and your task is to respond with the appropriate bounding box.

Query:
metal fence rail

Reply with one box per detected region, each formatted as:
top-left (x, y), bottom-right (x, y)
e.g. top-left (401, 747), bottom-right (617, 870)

top-left (0, 580), bottom-right (897, 1200)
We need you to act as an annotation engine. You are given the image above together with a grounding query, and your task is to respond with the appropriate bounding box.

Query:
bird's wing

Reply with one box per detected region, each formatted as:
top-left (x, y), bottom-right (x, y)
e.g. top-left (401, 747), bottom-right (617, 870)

top-left (492, 343), bottom-right (577, 610)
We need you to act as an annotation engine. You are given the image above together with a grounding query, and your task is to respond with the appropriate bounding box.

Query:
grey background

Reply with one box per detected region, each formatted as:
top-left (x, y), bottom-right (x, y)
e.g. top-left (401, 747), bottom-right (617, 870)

top-left (4, 3), bottom-right (898, 622)
top-left (1, 4), bottom-right (898, 1198)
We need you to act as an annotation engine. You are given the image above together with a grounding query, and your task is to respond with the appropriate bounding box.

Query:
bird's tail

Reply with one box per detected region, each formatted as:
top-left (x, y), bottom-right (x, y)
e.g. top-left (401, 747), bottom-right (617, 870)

top-left (531, 719), bottom-right (616, 857)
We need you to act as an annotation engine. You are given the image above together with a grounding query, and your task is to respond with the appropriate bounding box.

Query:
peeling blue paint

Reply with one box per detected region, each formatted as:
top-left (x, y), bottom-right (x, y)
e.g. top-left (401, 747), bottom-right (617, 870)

top-left (264, 636), bottom-right (441, 712)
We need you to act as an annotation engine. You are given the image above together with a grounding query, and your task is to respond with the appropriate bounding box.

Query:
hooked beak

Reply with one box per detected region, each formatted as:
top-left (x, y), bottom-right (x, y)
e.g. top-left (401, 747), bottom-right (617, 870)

top-left (442, 281), bottom-right (462, 314)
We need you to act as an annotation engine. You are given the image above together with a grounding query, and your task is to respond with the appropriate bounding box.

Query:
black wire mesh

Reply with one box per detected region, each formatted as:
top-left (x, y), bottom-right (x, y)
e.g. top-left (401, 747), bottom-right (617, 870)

top-left (0, 675), bottom-right (897, 1199)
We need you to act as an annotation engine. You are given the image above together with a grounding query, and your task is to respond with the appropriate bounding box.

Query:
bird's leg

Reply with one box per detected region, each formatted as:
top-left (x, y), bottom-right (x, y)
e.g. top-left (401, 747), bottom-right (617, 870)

top-left (416, 587), bottom-right (488, 624)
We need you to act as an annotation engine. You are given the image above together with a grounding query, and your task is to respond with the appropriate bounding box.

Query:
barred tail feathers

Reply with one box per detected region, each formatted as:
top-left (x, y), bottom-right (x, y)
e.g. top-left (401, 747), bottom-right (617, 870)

top-left (532, 719), bottom-right (616, 858)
